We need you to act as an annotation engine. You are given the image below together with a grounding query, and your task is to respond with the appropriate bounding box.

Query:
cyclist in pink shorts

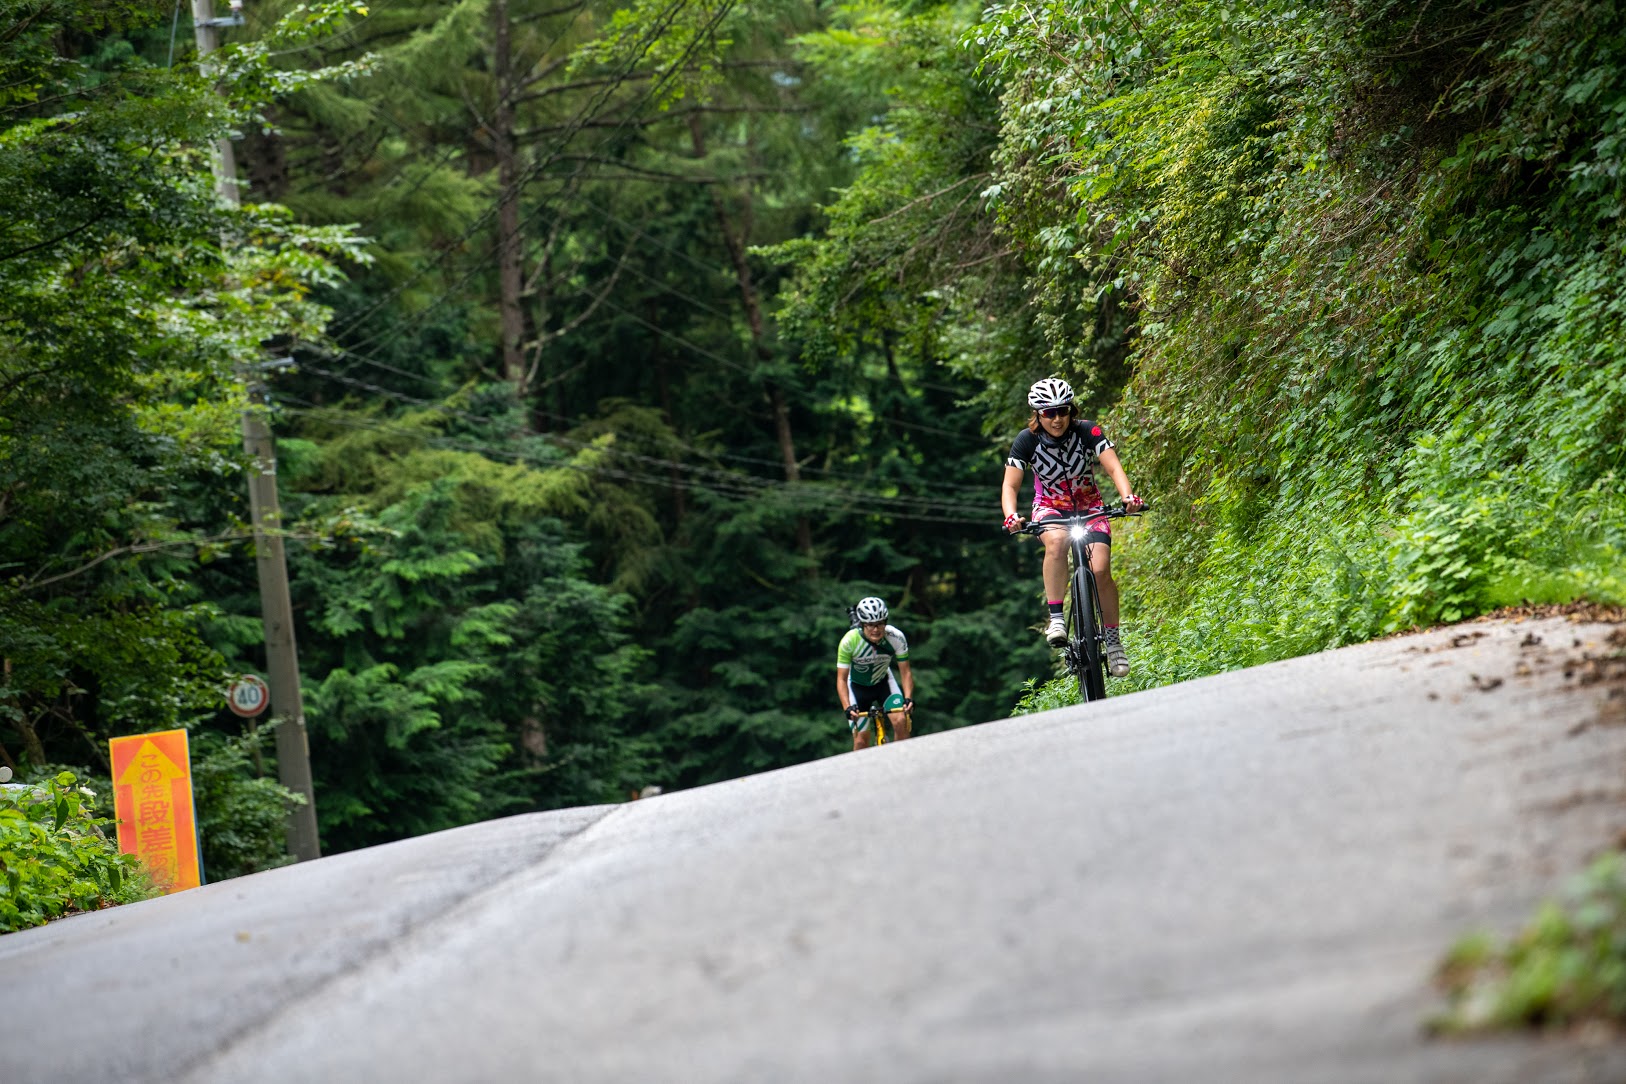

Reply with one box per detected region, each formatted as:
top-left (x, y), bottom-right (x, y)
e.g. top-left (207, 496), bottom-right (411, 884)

top-left (1000, 378), bottom-right (1144, 676)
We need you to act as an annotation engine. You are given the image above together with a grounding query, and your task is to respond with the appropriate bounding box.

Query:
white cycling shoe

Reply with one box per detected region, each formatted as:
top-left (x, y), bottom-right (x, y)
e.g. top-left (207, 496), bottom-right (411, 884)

top-left (1104, 629), bottom-right (1130, 677)
top-left (1044, 615), bottom-right (1067, 646)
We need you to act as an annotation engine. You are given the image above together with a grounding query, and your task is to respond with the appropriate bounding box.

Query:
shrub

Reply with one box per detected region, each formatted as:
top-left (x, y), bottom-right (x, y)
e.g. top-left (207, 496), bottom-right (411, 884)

top-left (0, 770), bottom-right (155, 933)
top-left (190, 730), bottom-right (302, 882)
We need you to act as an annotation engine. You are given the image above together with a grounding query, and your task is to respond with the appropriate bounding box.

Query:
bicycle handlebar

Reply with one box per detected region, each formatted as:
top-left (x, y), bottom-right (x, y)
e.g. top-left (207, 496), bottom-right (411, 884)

top-left (1011, 502), bottom-right (1149, 535)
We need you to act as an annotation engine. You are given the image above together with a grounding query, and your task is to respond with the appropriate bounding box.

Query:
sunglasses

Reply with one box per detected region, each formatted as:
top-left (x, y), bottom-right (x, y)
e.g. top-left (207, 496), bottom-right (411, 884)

top-left (1038, 407), bottom-right (1071, 419)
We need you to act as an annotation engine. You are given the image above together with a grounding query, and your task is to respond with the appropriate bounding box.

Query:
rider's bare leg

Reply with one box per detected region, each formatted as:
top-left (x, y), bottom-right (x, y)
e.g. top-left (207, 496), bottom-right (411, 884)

top-left (852, 728), bottom-right (872, 752)
top-left (1041, 529), bottom-right (1069, 601)
top-left (890, 710), bottom-right (912, 740)
top-left (1091, 544), bottom-right (1120, 626)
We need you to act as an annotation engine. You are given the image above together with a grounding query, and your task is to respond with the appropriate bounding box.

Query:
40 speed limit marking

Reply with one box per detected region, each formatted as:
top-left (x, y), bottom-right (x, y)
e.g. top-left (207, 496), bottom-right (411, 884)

top-left (227, 675), bottom-right (270, 718)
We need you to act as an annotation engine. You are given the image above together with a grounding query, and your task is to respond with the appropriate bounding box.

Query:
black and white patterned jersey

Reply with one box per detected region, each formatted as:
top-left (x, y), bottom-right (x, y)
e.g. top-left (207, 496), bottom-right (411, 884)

top-left (1006, 419), bottom-right (1115, 511)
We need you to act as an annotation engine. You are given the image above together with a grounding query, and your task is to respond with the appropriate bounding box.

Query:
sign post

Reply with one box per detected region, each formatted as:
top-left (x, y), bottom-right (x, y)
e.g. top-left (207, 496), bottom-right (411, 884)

top-left (109, 730), bottom-right (202, 893)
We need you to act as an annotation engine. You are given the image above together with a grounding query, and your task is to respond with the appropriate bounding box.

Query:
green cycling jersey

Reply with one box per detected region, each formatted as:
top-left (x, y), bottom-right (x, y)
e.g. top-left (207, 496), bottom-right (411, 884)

top-left (836, 625), bottom-right (910, 687)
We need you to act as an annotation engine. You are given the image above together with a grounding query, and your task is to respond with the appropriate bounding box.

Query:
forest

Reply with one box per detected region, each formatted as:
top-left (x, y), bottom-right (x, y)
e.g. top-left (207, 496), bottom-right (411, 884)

top-left (3, 0), bottom-right (1624, 883)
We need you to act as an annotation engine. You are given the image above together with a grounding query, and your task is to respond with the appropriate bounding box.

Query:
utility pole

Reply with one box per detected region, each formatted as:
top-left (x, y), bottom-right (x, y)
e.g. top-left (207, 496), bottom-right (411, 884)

top-left (191, 0), bottom-right (242, 205)
top-left (193, 0), bottom-right (322, 861)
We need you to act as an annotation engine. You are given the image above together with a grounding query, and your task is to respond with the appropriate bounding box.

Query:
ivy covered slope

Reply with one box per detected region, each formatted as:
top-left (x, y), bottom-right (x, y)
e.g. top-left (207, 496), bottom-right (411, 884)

top-left (957, 0), bottom-right (1626, 704)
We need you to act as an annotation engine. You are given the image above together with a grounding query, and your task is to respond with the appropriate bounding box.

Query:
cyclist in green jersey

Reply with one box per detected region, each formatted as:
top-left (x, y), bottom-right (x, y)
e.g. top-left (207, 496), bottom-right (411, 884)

top-left (835, 596), bottom-right (914, 751)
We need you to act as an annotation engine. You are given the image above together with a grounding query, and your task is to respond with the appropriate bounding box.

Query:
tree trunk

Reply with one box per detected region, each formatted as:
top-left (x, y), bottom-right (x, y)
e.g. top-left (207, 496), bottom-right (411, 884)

top-left (13, 720), bottom-right (42, 770)
top-left (650, 301), bottom-right (687, 524)
top-left (689, 116), bottom-right (814, 567)
top-left (493, 0), bottom-right (527, 396)
top-left (767, 384), bottom-right (814, 560)
top-left (529, 247), bottom-right (556, 432)
top-left (882, 328), bottom-right (905, 399)
top-left (4, 658), bottom-right (45, 767)
top-left (239, 110), bottom-right (290, 201)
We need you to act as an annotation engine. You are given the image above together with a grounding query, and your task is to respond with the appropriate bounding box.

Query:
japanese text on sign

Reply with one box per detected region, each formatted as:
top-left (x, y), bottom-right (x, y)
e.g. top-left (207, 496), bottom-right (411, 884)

top-left (109, 730), bottom-right (201, 893)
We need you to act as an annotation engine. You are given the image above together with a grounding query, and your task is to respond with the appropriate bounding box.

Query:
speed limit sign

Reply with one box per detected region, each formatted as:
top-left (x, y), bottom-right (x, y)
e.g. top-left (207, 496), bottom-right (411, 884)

top-left (227, 675), bottom-right (270, 718)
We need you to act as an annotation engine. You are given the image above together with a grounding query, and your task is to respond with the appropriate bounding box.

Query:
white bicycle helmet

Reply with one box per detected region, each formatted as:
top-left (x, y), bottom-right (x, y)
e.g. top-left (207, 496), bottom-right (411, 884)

top-left (1027, 377), bottom-right (1075, 410)
top-left (853, 596), bottom-right (889, 623)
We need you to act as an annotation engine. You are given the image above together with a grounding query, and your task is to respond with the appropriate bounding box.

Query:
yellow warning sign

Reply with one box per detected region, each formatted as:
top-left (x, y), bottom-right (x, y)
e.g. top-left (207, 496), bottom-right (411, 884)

top-left (109, 730), bottom-right (201, 893)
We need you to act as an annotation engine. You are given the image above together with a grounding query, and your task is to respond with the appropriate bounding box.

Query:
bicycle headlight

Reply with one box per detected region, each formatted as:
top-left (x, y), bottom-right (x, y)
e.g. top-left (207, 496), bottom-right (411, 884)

top-left (1069, 524), bottom-right (1087, 540)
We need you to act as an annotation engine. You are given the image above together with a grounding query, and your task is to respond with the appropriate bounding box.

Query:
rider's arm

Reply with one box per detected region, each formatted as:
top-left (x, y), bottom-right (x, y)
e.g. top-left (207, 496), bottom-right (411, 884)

top-left (1001, 464), bottom-right (1025, 521)
top-left (1098, 447), bottom-right (1135, 501)
top-left (898, 660), bottom-right (913, 700)
top-left (835, 666), bottom-right (852, 711)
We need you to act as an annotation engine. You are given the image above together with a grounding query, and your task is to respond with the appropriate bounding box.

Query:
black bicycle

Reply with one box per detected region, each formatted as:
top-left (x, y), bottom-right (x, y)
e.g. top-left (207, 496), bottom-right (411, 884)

top-left (1015, 502), bottom-right (1145, 702)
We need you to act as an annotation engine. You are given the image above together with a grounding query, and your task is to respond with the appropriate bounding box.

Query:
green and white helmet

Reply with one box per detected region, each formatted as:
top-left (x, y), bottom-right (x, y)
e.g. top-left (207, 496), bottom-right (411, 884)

top-left (853, 596), bottom-right (889, 623)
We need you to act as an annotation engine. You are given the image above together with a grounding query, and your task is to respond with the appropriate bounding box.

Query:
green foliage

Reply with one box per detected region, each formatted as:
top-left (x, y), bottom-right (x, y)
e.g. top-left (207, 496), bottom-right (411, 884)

top-left (256, 406), bottom-right (659, 849)
top-left (567, 0), bottom-right (741, 106)
top-left (0, 0), bottom-right (434, 898)
top-left (768, 1), bottom-right (1083, 423)
top-left (0, 0), bottom-right (365, 790)
top-left (242, 0), bottom-right (1060, 835)
top-left (0, 771), bottom-right (155, 933)
top-left (190, 730), bottom-right (302, 881)
top-left (1434, 853), bottom-right (1626, 1032)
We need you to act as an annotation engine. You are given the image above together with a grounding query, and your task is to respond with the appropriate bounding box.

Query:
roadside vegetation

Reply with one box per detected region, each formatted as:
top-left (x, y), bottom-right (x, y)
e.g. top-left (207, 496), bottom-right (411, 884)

top-left (1434, 852), bottom-right (1626, 1033)
top-left (0, 772), bottom-right (156, 932)
top-left (2, 0), bottom-right (1623, 904)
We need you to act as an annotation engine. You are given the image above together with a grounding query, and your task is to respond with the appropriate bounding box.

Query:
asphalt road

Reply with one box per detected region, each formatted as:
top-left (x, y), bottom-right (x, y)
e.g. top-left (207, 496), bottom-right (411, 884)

top-left (5, 615), bottom-right (1626, 1083)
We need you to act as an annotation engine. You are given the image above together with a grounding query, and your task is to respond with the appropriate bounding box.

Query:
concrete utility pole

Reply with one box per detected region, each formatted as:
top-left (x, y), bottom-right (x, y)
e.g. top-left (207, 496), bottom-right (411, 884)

top-left (193, 0), bottom-right (322, 862)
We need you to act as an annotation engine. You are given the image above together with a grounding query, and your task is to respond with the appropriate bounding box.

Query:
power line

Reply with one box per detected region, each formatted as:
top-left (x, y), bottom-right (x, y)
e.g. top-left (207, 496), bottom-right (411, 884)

top-left (309, 345), bottom-right (1001, 499)
top-left (275, 397), bottom-right (997, 526)
top-left (281, 364), bottom-right (998, 520)
top-left (622, 261), bottom-right (734, 323)
top-left (325, 193), bottom-right (1003, 449)
top-left (282, 404), bottom-right (758, 502)
top-left (579, 193), bottom-right (726, 278)
top-left (597, 296), bottom-right (757, 375)
top-left (565, 199), bottom-right (989, 402)
top-left (290, 375), bottom-right (992, 520)
top-left (298, 39), bottom-right (1002, 452)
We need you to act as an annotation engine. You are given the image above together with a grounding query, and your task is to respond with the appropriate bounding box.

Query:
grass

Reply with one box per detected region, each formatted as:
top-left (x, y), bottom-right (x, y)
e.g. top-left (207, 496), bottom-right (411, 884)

top-left (1433, 853), bottom-right (1626, 1034)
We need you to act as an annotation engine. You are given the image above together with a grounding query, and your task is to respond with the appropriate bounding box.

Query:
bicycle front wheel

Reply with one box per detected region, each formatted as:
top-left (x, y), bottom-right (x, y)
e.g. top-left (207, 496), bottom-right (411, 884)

top-left (1072, 566), bottom-right (1108, 702)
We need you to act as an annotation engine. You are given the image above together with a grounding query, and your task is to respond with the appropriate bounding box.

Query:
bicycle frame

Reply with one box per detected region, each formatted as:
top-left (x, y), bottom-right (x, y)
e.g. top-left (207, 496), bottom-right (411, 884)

top-left (1060, 518), bottom-right (1108, 702)
top-left (860, 702), bottom-right (912, 745)
top-left (869, 702), bottom-right (893, 744)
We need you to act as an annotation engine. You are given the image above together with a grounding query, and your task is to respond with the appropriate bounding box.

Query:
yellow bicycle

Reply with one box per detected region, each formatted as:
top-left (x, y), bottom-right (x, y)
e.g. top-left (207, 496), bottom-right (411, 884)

top-left (852, 695), bottom-right (913, 745)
